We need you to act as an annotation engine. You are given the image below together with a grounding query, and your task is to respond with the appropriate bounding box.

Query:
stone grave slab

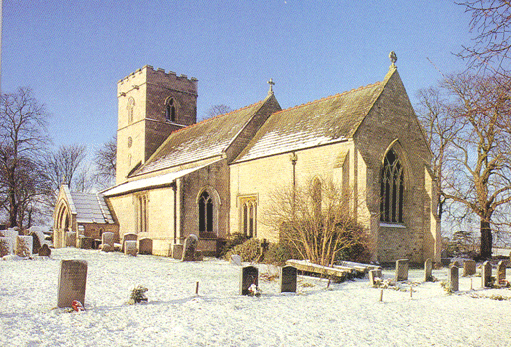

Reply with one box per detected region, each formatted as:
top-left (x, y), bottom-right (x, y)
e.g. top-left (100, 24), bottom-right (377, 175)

top-left (497, 261), bottom-right (507, 283)
top-left (424, 258), bottom-right (433, 282)
top-left (481, 261), bottom-right (492, 288)
top-left (240, 265), bottom-right (259, 295)
top-left (57, 260), bottom-right (88, 308)
top-left (280, 265), bottom-right (297, 293)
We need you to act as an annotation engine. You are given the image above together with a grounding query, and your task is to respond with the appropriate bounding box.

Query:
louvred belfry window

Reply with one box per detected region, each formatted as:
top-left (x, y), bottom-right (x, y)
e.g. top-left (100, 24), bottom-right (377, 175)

top-left (380, 149), bottom-right (404, 223)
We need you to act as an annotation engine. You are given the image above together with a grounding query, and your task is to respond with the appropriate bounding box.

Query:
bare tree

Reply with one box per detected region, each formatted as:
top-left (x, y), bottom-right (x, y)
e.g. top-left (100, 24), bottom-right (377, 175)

top-left (0, 87), bottom-right (50, 228)
top-left (44, 144), bottom-right (87, 189)
top-left (202, 104), bottom-right (232, 121)
top-left (421, 73), bottom-right (511, 259)
top-left (264, 178), bottom-right (369, 267)
top-left (93, 136), bottom-right (116, 188)
top-left (457, 0), bottom-right (511, 71)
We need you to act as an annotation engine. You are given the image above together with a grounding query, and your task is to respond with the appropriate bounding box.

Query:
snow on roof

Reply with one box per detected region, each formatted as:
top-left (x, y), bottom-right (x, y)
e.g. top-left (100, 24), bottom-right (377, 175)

top-left (234, 81), bottom-right (383, 163)
top-left (103, 159), bottom-right (222, 197)
top-left (64, 190), bottom-right (115, 224)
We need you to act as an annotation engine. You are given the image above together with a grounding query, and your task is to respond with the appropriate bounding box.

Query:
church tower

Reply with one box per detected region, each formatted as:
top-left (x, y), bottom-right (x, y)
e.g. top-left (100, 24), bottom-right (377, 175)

top-left (116, 65), bottom-right (198, 184)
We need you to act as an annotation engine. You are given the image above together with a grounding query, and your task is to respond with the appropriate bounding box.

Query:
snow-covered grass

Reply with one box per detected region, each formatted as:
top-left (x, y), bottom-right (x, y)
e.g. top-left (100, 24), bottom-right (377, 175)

top-left (1, 249), bottom-right (511, 347)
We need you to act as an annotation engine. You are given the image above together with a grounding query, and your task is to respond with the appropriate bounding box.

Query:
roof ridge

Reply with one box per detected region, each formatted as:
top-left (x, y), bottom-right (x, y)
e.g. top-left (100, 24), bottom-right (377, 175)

top-left (168, 99), bottom-right (265, 137)
top-left (272, 80), bottom-right (382, 116)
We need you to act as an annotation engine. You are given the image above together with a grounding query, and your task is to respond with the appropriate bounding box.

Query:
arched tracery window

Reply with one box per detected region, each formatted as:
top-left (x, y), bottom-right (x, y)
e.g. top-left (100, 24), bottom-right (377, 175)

top-left (165, 97), bottom-right (176, 122)
top-left (199, 191), bottom-right (214, 234)
top-left (380, 149), bottom-right (404, 223)
top-left (240, 197), bottom-right (257, 238)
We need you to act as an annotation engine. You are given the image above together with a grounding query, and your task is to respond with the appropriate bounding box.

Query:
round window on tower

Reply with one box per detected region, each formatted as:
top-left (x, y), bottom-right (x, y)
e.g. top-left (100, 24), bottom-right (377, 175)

top-left (128, 136), bottom-right (133, 148)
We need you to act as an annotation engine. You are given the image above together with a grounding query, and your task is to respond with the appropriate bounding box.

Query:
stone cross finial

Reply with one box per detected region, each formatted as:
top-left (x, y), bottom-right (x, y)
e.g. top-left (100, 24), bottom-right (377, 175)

top-left (267, 78), bottom-right (275, 95)
top-left (389, 51), bottom-right (397, 67)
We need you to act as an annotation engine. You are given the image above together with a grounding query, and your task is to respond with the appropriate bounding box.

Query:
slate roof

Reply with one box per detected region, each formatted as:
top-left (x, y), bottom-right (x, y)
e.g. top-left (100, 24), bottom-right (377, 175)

top-left (234, 81), bottom-right (384, 163)
top-left (63, 186), bottom-right (115, 224)
top-left (134, 99), bottom-right (268, 176)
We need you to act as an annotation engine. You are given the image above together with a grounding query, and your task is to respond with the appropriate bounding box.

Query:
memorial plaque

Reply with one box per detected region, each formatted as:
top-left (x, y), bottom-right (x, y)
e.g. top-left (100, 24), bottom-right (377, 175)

top-left (395, 259), bottom-right (409, 281)
top-left (280, 265), bottom-right (297, 293)
top-left (57, 260), bottom-right (88, 308)
top-left (240, 265), bottom-right (259, 295)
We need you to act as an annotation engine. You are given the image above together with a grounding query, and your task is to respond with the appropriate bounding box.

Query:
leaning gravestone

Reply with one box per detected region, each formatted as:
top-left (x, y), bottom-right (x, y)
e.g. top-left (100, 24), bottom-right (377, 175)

top-left (230, 254), bottom-right (242, 266)
top-left (280, 265), bottom-right (297, 293)
top-left (482, 261), bottom-right (492, 288)
top-left (497, 261), bottom-right (507, 283)
top-left (0, 237), bottom-right (13, 257)
top-left (101, 232), bottom-right (115, 252)
top-left (424, 258), bottom-right (433, 282)
top-left (122, 233), bottom-right (137, 251)
top-left (448, 265), bottom-right (459, 292)
top-left (139, 238), bottom-right (153, 255)
top-left (15, 236), bottom-right (33, 257)
top-left (240, 265), bottom-right (259, 295)
top-left (124, 240), bottom-right (138, 256)
top-left (369, 268), bottom-right (383, 287)
top-left (395, 259), bottom-right (409, 281)
top-left (182, 234), bottom-right (199, 261)
top-left (38, 243), bottom-right (51, 257)
top-left (57, 260), bottom-right (88, 308)
top-left (463, 260), bottom-right (476, 277)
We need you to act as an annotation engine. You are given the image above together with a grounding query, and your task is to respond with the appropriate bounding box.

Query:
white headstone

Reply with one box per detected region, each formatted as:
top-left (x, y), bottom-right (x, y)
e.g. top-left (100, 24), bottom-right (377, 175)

top-left (230, 254), bottom-right (242, 266)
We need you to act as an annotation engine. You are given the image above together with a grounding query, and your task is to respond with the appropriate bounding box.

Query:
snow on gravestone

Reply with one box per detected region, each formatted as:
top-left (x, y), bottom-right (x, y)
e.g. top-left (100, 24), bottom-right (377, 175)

top-left (101, 232), bottom-right (114, 252)
top-left (124, 240), bottom-right (138, 256)
top-left (463, 260), bottom-right (476, 277)
top-left (424, 258), bottom-right (433, 282)
top-left (280, 265), bottom-right (297, 293)
top-left (448, 265), bottom-right (459, 292)
top-left (181, 234), bottom-right (199, 261)
top-left (481, 261), bottom-right (492, 288)
top-left (369, 268), bottom-right (383, 287)
top-left (57, 260), bottom-right (87, 308)
top-left (395, 259), bottom-right (409, 281)
top-left (240, 265), bottom-right (259, 295)
top-left (15, 236), bottom-right (33, 257)
top-left (122, 233), bottom-right (137, 251)
top-left (230, 254), bottom-right (242, 266)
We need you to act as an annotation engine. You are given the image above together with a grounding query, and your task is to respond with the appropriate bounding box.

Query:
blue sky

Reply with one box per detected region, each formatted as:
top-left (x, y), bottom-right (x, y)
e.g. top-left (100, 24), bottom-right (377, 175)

top-left (3, 1), bottom-right (473, 153)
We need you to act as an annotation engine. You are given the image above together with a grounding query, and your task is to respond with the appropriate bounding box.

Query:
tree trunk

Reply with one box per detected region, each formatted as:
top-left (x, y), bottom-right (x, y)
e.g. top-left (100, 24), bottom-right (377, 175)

top-left (480, 220), bottom-right (492, 260)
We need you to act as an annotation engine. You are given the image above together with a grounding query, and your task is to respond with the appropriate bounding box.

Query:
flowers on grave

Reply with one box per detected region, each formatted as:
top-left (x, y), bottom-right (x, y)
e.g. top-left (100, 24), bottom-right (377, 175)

top-left (128, 285), bottom-right (148, 304)
top-left (248, 283), bottom-right (262, 297)
top-left (72, 300), bottom-right (85, 312)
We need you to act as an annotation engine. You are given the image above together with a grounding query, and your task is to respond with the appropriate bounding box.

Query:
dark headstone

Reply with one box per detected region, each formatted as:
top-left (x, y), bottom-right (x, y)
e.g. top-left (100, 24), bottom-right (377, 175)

top-left (369, 268), bottom-right (383, 287)
top-left (395, 259), bottom-right (409, 281)
top-left (38, 244), bottom-right (51, 257)
top-left (482, 261), bottom-right (492, 288)
top-left (280, 265), bottom-right (297, 293)
top-left (29, 232), bottom-right (42, 254)
top-left (240, 265), bottom-right (259, 295)
top-left (78, 236), bottom-right (93, 249)
top-left (57, 260), bottom-right (87, 308)
top-left (463, 260), bottom-right (476, 277)
top-left (448, 265), bottom-right (459, 292)
top-left (65, 232), bottom-right (76, 247)
top-left (182, 234), bottom-right (199, 261)
top-left (139, 238), bottom-right (153, 255)
top-left (424, 258), bottom-right (433, 282)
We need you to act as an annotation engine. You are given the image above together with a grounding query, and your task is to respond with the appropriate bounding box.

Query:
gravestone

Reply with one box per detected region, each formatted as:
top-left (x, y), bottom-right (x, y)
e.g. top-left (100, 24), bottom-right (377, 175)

top-left (172, 243), bottom-right (183, 259)
top-left (15, 236), bottom-right (33, 257)
top-left (29, 232), bottom-right (42, 254)
top-left (38, 243), bottom-right (51, 257)
top-left (139, 238), bottom-right (153, 255)
top-left (463, 260), bottom-right (476, 277)
top-left (497, 261), bottom-right (507, 283)
top-left (240, 265), bottom-right (259, 295)
top-left (0, 237), bottom-right (13, 257)
top-left (424, 258), bottom-right (433, 282)
top-left (66, 232), bottom-right (76, 247)
top-left (481, 261), bottom-right (492, 288)
top-left (448, 265), bottom-right (459, 292)
top-left (395, 259), bottom-right (409, 281)
top-left (280, 265), bottom-right (297, 293)
top-left (369, 268), bottom-right (383, 287)
top-left (122, 233), bottom-right (138, 251)
top-left (181, 234), bottom-right (199, 261)
top-left (124, 240), bottom-right (138, 256)
top-left (78, 236), bottom-right (93, 249)
top-left (101, 232), bottom-right (114, 252)
top-left (57, 260), bottom-right (88, 308)
top-left (230, 254), bottom-right (242, 266)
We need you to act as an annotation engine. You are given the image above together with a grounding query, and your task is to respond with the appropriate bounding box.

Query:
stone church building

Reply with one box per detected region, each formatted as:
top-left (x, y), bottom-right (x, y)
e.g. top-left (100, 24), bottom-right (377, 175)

top-left (53, 56), bottom-right (441, 263)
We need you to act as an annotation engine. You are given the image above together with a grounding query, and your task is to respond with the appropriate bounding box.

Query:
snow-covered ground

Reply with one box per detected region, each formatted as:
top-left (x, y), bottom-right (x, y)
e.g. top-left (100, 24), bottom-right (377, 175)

top-left (1, 249), bottom-right (511, 347)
